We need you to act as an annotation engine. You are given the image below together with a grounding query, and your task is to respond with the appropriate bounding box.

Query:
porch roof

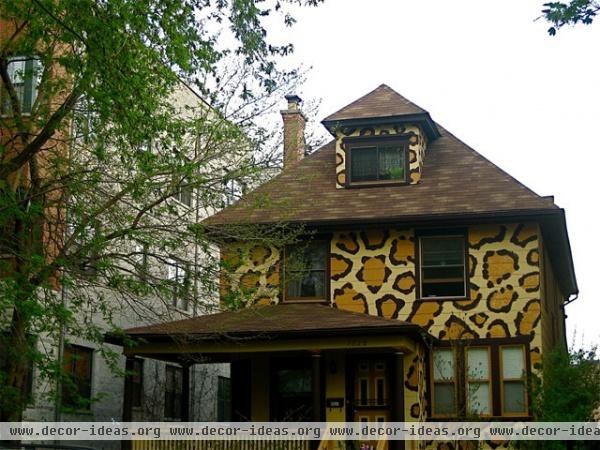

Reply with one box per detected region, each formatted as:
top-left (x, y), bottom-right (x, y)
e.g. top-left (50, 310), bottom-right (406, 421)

top-left (106, 303), bottom-right (430, 345)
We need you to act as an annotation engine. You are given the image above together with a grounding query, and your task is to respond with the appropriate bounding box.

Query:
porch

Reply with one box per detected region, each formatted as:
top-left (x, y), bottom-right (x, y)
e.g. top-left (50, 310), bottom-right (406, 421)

top-left (108, 304), bottom-right (431, 450)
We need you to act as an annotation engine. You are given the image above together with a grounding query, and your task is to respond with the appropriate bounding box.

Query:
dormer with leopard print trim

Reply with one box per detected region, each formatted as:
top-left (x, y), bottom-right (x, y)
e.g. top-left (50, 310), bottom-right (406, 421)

top-left (321, 84), bottom-right (440, 188)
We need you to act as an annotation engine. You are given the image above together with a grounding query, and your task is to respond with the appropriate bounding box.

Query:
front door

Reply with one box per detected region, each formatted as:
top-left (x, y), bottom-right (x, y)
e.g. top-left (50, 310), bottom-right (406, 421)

top-left (349, 357), bottom-right (391, 422)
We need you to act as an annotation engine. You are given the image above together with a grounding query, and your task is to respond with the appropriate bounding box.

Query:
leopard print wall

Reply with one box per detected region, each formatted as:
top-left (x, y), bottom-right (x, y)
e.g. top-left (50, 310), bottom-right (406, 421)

top-left (330, 223), bottom-right (543, 368)
top-left (331, 223), bottom-right (540, 447)
top-left (219, 242), bottom-right (281, 307)
top-left (334, 124), bottom-right (427, 188)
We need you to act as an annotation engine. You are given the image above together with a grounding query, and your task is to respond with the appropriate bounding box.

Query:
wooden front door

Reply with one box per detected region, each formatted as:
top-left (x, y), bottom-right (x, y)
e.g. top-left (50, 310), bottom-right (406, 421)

top-left (351, 357), bottom-right (391, 423)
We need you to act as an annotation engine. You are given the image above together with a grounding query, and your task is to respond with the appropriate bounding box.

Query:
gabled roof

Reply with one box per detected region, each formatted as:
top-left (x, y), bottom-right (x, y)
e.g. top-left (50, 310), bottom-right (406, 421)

top-left (110, 303), bottom-right (426, 341)
top-left (204, 124), bottom-right (557, 227)
top-left (323, 84), bottom-right (426, 121)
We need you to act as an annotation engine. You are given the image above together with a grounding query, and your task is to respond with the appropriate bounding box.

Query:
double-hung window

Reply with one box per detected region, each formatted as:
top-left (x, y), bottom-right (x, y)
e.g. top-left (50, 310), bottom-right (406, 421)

top-left (174, 176), bottom-right (193, 207)
top-left (431, 343), bottom-right (528, 418)
top-left (167, 258), bottom-right (189, 311)
top-left (501, 345), bottom-right (527, 415)
top-left (467, 347), bottom-right (492, 416)
top-left (419, 234), bottom-right (467, 299)
top-left (1, 57), bottom-right (41, 115)
top-left (432, 348), bottom-right (457, 416)
top-left (284, 241), bottom-right (328, 301)
top-left (345, 137), bottom-right (408, 185)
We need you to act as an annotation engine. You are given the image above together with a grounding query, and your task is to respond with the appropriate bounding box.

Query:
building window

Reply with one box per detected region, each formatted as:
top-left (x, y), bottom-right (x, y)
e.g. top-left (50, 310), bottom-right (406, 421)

top-left (164, 365), bottom-right (183, 420)
top-left (346, 138), bottom-right (407, 185)
top-left (432, 348), bottom-right (457, 416)
top-left (127, 358), bottom-right (144, 408)
top-left (217, 376), bottom-right (231, 421)
top-left (167, 258), bottom-right (189, 311)
top-left (431, 342), bottom-right (529, 418)
top-left (273, 361), bottom-right (313, 421)
top-left (1, 56), bottom-right (41, 115)
top-left (467, 347), bottom-right (491, 416)
top-left (501, 345), bottom-right (527, 415)
top-left (419, 234), bottom-right (467, 299)
top-left (62, 344), bottom-right (93, 409)
top-left (284, 241), bottom-right (328, 301)
top-left (174, 177), bottom-right (193, 207)
top-left (133, 241), bottom-right (149, 279)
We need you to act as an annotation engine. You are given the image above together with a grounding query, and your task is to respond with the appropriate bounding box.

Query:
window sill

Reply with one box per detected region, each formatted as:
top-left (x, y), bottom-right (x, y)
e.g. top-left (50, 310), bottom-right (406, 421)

top-left (282, 298), bottom-right (329, 304)
top-left (417, 296), bottom-right (470, 302)
top-left (346, 179), bottom-right (408, 189)
top-left (428, 415), bottom-right (532, 421)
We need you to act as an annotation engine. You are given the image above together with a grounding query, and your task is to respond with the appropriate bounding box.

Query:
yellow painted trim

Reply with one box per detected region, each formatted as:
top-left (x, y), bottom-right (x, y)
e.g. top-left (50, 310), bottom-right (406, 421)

top-left (124, 335), bottom-right (417, 356)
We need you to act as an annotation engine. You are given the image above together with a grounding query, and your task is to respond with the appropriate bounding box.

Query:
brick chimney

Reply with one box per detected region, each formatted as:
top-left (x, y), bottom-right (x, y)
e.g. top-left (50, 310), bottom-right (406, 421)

top-left (281, 94), bottom-right (306, 169)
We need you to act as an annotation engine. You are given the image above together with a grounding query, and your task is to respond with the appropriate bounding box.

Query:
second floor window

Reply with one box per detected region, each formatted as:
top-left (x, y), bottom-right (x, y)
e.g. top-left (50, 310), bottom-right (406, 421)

top-left (419, 234), bottom-right (467, 299)
top-left (1, 57), bottom-right (41, 115)
top-left (174, 178), bottom-right (193, 207)
top-left (284, 241), bottom-right (328, 301)
top-left (167, 258), bottom-right (190, 311)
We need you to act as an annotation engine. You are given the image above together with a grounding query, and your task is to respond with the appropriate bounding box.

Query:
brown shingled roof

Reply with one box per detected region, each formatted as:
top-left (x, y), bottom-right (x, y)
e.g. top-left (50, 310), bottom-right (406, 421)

top-left (203, 124), bottom-right (556, 227)
top-left (116, 303), bottom-right (424, 340)
top-left (323, 84), bottom-right (426, 121)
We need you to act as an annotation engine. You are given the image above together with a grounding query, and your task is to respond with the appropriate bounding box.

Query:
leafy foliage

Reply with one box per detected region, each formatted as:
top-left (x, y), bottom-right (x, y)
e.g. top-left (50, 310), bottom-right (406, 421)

top-left (0, 0), bottom-right (321, 422)
top-left (541, 0), bottom-right (600, 34)
top-left (516, 345), bottom-right (600, 449)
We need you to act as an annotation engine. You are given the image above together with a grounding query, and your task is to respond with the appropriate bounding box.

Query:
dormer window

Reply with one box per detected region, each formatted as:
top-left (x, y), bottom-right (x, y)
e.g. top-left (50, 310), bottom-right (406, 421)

top-left (345, 136), bottom-right (408, 186)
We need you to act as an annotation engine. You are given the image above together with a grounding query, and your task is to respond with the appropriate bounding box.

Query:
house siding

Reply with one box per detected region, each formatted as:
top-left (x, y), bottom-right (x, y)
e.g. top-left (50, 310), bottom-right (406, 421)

top-left (219, 222), bottom-right (543, 438)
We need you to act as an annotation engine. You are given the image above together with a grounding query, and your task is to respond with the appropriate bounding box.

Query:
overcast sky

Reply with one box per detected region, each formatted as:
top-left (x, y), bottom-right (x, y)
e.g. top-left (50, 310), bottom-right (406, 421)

top-left (267, 0), bottom-right (600, 348)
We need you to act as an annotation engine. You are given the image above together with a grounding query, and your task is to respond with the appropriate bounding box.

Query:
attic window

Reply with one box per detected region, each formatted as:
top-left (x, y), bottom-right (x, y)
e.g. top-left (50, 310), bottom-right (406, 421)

top-left (345, 137), bottom-right (408, 186)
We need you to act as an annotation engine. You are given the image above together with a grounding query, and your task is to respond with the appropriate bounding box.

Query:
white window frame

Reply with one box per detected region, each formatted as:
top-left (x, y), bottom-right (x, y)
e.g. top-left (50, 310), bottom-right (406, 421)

top-left (1, 56), bottom-right (41, 116)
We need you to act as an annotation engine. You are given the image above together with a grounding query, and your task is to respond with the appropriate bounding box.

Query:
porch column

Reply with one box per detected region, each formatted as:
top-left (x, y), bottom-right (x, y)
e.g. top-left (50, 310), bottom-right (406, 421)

top-left (181, 363), bottom-right (191, 421)
top-left (391, 351), bottom-right (405, 450)
top-left (311, 353), bottom-right (323, 450)
top-left (121, 356), bottom-right (135, 450)
top-left (312, 353), bottom-right (323, 421)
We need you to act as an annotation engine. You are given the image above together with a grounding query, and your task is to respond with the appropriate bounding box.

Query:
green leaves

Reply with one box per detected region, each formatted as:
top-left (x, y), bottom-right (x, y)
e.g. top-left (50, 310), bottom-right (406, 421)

top-left (541, 0), bottom-right (600, 35)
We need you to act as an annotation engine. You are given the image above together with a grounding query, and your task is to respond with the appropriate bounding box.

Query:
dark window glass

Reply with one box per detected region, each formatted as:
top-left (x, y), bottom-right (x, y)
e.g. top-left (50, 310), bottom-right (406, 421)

top-left (62, 344), bottom-right (93, 409)
top-left (420, 235), bottom-right (466, 298)
top-left (376, 378), bottom-right (385, 406)
top-left (359, 379), bottom-right (368, 406)
top-left (164, 365), bottom-right (183, 419)
top-left (285, 241), bottom-right (327, 300)
top-left (217, 376), bottom-right (231, 421)
top-left (273, 360), bottom-right (312, 421)
top-left (128, 359), bottom-right (143, 408)
top-left (350, 144), bottom-right (405, 183)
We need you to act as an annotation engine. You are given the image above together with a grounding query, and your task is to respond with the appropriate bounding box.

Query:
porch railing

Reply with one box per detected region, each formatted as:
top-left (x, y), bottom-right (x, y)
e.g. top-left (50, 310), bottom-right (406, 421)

top-left (132, 439), bottom-right (310, 450)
